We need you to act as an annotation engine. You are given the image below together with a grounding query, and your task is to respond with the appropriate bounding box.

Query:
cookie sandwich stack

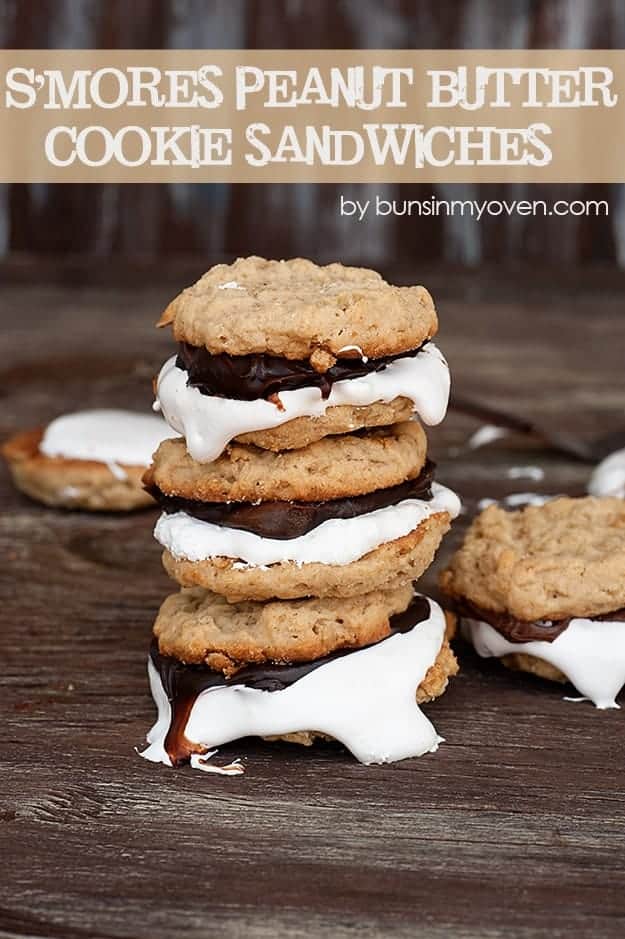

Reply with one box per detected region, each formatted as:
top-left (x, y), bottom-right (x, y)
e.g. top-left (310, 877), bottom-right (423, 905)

top-left (141, 257), bottom-right (461, 772)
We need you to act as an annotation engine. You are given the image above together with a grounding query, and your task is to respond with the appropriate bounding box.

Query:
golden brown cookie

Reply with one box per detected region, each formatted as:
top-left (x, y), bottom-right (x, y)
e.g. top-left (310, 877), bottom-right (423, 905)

top-left (154, 583), bottom-right (415, 675)
top-left (2, 428), bottom-right (154, 512)
top-left (161, 512), bottom-right (451, 601)
top-left (157, 256), bottom-right (437, 360)
top-left (146, 421), bottom-right (427, 503)
top-left (439, 497), bottom-right (625, 622)
top-left (235, 398), bottom-right (415, 451)
top-left (500, 653), bottom-right (567, 684)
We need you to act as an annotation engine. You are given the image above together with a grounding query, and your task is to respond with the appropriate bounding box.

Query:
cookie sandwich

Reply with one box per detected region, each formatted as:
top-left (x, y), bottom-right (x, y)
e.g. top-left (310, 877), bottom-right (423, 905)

top-left (142, 589), bottom-right (458, 769)
top-left (145, 420), bottom-right (459, 600)
top-left (154, 256), bottom-right (449, 460)
top-left (440, 496), bottom-right (625, 708)
top-left (142, 257), bottom-right (460, 772)
top-left (2, 409), bottom-right (177, 511)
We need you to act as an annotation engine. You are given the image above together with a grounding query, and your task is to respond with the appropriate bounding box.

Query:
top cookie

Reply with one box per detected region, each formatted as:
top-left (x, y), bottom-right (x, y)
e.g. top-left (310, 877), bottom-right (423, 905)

top-left (157, 256), bottom-right (437, 360)
top-left (439, 497), bottom-right (625, 622)
top-left (145, 421), bottom-right (428, 503)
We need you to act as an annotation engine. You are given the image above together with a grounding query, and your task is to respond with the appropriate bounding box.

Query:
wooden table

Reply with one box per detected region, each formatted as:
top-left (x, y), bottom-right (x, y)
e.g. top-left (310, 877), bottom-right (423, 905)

top-left (2, 274), bottom-right (625, 938)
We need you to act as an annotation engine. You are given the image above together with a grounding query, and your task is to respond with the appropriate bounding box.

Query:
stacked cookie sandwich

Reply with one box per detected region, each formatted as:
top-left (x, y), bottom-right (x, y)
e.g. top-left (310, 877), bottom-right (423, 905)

top-left (141, 257), bottom-right (461, 772)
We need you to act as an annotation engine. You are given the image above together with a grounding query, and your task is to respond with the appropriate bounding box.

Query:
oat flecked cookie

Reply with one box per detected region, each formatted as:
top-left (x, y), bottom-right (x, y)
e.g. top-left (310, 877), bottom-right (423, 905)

top-left (146, 421), bottom-right (427, 503)
top-left (440, 497), bottom-right (625, 622)
top-left (154, 583), bottom-right (415, 674)
top-left (162, 512), bottom-right (452, 602)
top-left (235, 398), bottom-right (415, 451)
top-left (157, 256), bottom-right (437, 360)
top-left (2, 428), bottom-right (154, 512)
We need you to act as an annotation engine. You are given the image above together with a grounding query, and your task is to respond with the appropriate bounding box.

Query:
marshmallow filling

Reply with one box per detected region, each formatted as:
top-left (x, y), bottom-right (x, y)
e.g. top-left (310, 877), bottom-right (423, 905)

top-left (452, 597), bottom-right (625, 644)
top-left (39, 409), bottom-right (178, 468)
top-left (464, 615), bottom-right (625, 709)
top-left (153, 481), bottom-right (460, 567)
top-left (155, 342), bottom-right (450, 462)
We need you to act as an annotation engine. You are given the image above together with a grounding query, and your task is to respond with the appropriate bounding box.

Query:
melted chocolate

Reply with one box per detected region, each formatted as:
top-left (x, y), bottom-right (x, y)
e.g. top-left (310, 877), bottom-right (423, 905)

top-left (150, 460), bottom-right (434, 540)
top-left (454, 596), bottom-right (625, 644)
top-left (150, 596), bottom-right (432, 766)
top-left (176, 340), bottom-right (427, 401)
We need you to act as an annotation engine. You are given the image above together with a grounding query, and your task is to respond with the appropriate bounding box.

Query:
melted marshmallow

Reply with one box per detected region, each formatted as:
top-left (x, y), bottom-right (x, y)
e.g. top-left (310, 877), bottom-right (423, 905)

top-left (467, 424), bottom-right (509, 449)
top-left (588, 448), bottom-right (625, 499)
top-left (506, 466), bottom-right (545, 481)
top-left (337, 344), bottom-right (368, 361)
top-left (465, 618), bottom-right (625, 709)
top-left (154, 482), bottom-right (460, 567)
top-left (477, 492), bottom-right (553, 511)
top-left (40, 410), bottom-right (178, 476)
top-left (141, 597), bottom-right (446, 768)
top-left (155, 343), bottom-right (450, 462)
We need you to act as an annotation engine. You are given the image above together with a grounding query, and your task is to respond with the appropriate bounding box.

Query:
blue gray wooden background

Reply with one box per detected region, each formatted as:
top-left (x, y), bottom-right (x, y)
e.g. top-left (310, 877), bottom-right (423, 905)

top-left (1, 0), bottom-right (624, 271)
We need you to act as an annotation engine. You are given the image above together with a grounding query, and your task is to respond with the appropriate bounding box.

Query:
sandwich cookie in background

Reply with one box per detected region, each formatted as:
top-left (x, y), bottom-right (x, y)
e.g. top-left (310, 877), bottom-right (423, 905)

top-left (142, 256), bottom-right (461, 773)
top-left (440, 496), bottom-right (625, 708)
top-left (2, 409), bottom-right (178, 511)
top-left (154, 256), bottom-right (450, 461)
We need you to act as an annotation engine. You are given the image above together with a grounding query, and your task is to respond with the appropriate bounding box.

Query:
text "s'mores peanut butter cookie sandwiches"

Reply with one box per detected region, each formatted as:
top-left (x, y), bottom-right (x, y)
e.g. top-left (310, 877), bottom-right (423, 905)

top-left (440, 496), bottom-right (625, 708)
top-left (141, 257), bottom-right (461, 774)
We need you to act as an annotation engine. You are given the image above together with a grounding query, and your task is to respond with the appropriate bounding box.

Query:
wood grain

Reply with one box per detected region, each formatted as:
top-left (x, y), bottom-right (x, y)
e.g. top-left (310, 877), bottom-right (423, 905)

top-left (1, 276), bottom-right (625, 938)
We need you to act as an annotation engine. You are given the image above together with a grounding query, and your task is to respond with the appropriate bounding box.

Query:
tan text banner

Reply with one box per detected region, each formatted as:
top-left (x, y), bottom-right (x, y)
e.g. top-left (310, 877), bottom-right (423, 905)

top-left (1, 49), bottom-right (624, 182)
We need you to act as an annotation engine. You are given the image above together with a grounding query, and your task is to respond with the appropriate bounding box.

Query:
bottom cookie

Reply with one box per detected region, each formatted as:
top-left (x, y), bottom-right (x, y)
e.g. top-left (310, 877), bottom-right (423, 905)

top-left (236, 398), bottom-right (415, 451)
top-left (141, 595), bottom-right (458, 771)
top-left (159, 507), bottom-right (455, 601)
top-left (500, 653), bottom-right (567, 685)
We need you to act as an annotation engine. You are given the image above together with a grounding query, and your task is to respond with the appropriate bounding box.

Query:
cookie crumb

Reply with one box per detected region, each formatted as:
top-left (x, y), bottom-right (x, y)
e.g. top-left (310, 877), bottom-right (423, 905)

top-left (310, 348), bottom-right (337, 373)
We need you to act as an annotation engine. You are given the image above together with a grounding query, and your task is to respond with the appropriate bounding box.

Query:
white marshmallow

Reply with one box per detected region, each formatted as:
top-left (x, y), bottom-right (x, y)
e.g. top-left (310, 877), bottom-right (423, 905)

top-left (465, 617), bottom-right (625, 709)
top-left (154, 482), bottom-right (461, 567)
top-left (40, 409), bottom-right (178, 472)
top-left (588, 448), bottom-right (625, 499)
top-left (155, 343), bottom-right (450, 462)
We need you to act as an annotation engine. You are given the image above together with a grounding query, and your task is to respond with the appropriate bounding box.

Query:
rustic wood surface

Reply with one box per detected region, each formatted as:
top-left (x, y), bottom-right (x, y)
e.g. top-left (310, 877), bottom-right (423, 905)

top-left (1, 274), bottom-right (625, 938)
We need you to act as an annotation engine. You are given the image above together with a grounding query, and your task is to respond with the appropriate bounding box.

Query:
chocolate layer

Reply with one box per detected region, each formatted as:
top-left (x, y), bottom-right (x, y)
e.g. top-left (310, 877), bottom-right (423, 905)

top-left (150, 460), bottom-right (435, 540)
top-left (176, 340), bottom-right (427, 401)
top-left (454, 596), bottom-right (625, 644)
top-left (150, 595), bottom-right (432, 766)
